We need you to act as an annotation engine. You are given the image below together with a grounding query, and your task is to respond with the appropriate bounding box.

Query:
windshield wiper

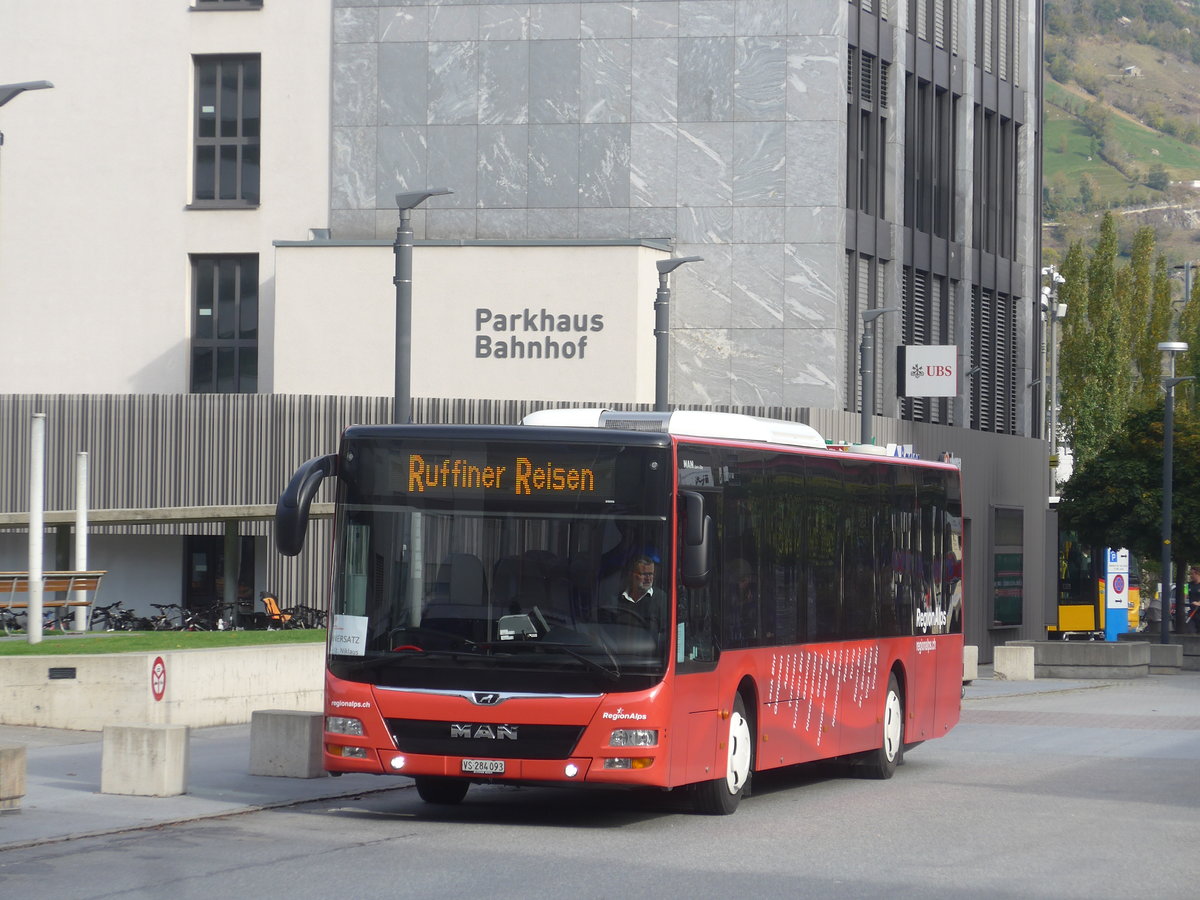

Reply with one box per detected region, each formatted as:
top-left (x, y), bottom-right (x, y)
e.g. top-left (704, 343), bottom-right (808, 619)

top-left (521, 640), bottom-right (621, 682)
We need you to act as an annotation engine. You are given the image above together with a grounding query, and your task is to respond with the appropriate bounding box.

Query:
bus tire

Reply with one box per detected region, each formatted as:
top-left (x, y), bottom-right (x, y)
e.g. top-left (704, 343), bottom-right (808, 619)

top-left (693, 693), bottom-right (753, 815)
top-left (414, 776), bottom-right (470, 805)
top-left (862, 673), bottom-right (904, 779)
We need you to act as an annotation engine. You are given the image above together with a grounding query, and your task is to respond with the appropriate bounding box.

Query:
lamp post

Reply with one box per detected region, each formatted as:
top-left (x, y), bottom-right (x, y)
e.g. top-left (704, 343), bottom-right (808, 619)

top-left (653, 256), bottom-right (702, 412)
top-left (1158, 341), bottom-right (1193, 644)
top-left (1041, 266), bottom-right (1067, 495)
top-left (859, 307), bottom-right (899, 445)
top-left (0, 80), bottom-right (53, 110)
top-left (393, 188), bottom-right (452, 424)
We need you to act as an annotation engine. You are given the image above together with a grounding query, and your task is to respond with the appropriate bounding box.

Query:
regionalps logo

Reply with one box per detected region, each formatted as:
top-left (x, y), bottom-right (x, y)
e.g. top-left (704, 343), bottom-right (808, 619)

top-left (914, 608), bottom-right (948, 631)
top-left (601, 707), bottom-right (648, 721)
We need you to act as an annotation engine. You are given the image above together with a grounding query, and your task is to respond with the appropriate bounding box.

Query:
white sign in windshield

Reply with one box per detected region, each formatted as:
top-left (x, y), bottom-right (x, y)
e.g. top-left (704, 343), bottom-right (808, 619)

top-left (331, 614), bottom-right (368, 656)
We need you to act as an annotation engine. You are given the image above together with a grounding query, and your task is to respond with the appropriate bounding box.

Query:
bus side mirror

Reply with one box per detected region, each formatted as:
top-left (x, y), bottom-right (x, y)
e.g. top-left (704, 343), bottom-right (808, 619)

top-left (681, 490), bottom-right (713, 588)
top-left (276, 454), bottom-right (337, 556)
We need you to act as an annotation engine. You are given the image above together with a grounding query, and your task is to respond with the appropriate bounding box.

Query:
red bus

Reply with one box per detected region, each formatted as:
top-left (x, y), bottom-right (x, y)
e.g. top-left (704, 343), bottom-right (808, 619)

top-left (276, 409), bottom-right (964, 814)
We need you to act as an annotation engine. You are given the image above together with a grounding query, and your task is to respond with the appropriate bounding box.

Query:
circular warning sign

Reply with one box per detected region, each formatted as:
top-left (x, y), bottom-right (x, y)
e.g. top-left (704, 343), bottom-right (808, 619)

top-left (151, 656), bottom-right (166, 702)
top-left (1113, 574), bottom-right (1125, 594)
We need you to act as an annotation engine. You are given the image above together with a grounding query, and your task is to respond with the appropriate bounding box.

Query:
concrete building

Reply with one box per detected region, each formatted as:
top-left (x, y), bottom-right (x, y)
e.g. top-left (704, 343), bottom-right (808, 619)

top-left (0, 0), bottom-right (1047, 660)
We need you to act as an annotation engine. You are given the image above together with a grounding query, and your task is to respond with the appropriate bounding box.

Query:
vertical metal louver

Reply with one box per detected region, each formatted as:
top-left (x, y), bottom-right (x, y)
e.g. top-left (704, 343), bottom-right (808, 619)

top-left (916, 0), bottom-right (929, 41)
top-left (982, 0), bottom-right (994, 75)
top-left (933, 0), bottom-right (947, 49)
top-left (998, 0), bottom-right (1009, 81)
top-left (970, 286), bottom-right (1017, 434)
top-left (860, 52), bottom-right (875, 107)
top-left (879, 61), bottom-right (890, 109)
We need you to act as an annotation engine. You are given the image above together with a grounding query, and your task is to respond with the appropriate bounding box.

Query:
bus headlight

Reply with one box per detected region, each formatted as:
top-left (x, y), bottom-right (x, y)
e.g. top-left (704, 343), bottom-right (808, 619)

top-left (609, 728), bottom-right (658, 747)
top-left (326, 716), bottom-right (365, 736)
top-left (602, 757), bottom-right (654, 769)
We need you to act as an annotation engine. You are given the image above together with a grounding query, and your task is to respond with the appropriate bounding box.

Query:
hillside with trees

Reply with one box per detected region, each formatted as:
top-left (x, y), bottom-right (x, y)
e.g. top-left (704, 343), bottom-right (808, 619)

top-left (1043, 0), bottom-right (1200, 261)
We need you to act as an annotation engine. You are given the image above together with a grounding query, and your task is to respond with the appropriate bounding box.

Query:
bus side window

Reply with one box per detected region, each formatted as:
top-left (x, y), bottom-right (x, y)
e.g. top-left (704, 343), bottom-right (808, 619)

top-left (677, 489), bottom-right (718, 668)
top-left (678, 582), bottom-right (716, 665)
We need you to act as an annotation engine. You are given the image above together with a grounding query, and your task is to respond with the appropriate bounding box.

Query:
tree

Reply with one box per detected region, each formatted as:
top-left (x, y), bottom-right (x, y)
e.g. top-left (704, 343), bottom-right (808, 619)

top-left (1146, 164), bottom-right (1170, 191)
top-left (1059, 214), bottom-right (1136, 468)
top-left (1059, 404), bottom-right (1200, 567)
top-left (1078, 175), bottom-right (1096, 212)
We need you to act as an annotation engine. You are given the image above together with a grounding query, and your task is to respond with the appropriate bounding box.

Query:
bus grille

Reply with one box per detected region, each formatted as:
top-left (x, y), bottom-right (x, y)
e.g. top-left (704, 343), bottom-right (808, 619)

top-left (385, 719), bottom-right (585, 760)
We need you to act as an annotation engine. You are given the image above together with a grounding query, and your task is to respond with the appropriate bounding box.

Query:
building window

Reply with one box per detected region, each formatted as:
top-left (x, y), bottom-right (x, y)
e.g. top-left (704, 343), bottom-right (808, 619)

top-left (991, 507), bottom-right (1024, 627)
top-left (904, 77), bottom-right (957, 239)
top-left (970, 285), bottom-right (1016, 434)
top-left (846, 49), bottom-right (889, 217)
top-left (191, 255), bottom-right (258, 393)
top-left (192, 55), bottom-right (260, 206)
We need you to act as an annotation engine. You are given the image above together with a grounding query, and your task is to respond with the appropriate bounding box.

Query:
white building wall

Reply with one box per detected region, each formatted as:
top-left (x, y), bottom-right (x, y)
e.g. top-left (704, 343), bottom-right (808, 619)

top-left (272, 242), bottom-right (664, 402)
top-left (0, 1), bottom-right (331, 394)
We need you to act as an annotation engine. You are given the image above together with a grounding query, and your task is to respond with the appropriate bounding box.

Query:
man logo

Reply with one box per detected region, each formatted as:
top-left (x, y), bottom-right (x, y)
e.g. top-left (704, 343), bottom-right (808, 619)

top-left (450, 723), bottom-right (518, 740)
top-left (473, 692), bottom-right (503, 705)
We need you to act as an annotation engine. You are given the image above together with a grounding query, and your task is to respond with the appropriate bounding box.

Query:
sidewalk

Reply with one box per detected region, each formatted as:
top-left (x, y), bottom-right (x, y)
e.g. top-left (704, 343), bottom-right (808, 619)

top-left (0, 722), bottom-right (402, 851)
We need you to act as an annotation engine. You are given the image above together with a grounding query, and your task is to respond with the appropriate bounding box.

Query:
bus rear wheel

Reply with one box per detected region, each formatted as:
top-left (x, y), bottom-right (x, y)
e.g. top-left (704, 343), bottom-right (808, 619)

top-left (693, 694), bottom-right (753, 815)
top-left (861, 673), bottom-right (904, 779)
top-left (414, 776), bottom-right (470, 805)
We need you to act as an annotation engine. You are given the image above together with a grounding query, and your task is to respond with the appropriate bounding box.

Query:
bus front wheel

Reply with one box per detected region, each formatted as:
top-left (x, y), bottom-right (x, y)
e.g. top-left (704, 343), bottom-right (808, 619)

top-left (693, 694), bottom-right (753, 815)
top-left (861, 673), bottom-right (904, 779)
top-left (414, 776), bottom-right (470, 805)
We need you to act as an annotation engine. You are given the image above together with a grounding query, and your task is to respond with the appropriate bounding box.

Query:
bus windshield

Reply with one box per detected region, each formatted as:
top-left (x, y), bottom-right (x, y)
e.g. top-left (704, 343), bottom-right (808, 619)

top-left (328, 433), bottom-right (673, 694)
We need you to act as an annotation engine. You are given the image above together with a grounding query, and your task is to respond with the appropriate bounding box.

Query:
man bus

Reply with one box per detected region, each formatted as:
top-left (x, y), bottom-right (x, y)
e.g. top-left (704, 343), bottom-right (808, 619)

top-left (276, 409), bottom-right (964, 814)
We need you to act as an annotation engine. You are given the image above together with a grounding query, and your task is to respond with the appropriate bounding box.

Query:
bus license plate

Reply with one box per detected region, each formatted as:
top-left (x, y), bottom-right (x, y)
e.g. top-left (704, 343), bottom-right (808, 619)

top-left (461, 759), bottom-right (505, 775)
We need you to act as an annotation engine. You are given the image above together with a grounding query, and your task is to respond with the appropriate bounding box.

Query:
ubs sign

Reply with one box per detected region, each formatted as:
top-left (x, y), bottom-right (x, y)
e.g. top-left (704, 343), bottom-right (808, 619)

top-left (897, 345), bottom-right (958, 398)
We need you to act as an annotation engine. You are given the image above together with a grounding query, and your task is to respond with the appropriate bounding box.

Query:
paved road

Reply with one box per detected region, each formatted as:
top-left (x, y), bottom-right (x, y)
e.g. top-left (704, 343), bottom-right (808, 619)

top-left (1, 672), bottom-right (1197, 898)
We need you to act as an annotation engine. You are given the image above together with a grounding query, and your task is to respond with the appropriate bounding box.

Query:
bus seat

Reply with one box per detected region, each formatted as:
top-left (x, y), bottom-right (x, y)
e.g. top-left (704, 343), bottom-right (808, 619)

top-left (423, 553), bottom-right (489, 638)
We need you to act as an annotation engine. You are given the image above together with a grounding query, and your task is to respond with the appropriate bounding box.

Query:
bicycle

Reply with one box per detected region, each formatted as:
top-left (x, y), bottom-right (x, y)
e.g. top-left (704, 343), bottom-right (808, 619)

top-left (91, 600), bottom-right (137, 632)
top-left (148, 603), bottom-right (184, 631)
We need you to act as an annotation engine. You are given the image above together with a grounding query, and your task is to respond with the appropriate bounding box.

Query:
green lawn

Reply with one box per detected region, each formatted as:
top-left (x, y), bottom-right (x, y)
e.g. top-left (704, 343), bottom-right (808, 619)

top-left (0, 629), bottom-right (327, 656)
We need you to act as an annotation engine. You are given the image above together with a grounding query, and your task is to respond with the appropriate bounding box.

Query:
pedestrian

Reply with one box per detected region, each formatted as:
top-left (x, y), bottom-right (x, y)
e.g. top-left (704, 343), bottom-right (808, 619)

top-left (1187, 566), bottom-right (1200, 633)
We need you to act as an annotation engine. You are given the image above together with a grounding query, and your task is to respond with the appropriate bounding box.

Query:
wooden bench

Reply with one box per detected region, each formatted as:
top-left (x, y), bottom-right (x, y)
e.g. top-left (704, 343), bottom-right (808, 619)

top-left (0, 570), bottom-right (107, 630)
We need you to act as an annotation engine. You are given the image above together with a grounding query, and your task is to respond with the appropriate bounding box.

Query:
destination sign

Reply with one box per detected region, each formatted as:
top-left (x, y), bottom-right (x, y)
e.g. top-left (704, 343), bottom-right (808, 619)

top-left (400, 450), bottom-right (614, 500)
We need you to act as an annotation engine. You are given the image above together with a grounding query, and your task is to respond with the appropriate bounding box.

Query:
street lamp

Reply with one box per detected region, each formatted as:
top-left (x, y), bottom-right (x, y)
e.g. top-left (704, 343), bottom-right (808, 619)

top-left (1158, 341), bottom-right (1193, 644)
top-left (393, 188), bottom-right (452, 424)
top-left (653, 256), bottom-right (702, 412)
top-left (1041, 266), bottom-right (1067, 495)
top-left (859, 307), bottom-right (899, 445)
top-left (0, 80), bottom-right (53, 109)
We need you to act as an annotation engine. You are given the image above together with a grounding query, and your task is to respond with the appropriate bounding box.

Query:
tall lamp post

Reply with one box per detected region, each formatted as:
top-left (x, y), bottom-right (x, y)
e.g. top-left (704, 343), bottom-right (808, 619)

top-left (653, 256), bottom-right (702, 412)
top-left (0, 80), bottom-right (53, 110)
top-left (859, 307), bottom-right (899, 445)
top-left (393, 188), bottom-right (452, 424)
top-left (1041, 267), bottom-right (1067, 495)
top-left (1158, 341), bottom-right (1193, 644)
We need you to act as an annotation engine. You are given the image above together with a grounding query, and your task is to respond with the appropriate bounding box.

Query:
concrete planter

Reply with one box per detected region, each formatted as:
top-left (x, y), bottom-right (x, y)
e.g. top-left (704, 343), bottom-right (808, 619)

top-left (0, 644), bottom-right (324, 730)
top-left (1116, 632), bottom-right (1200, 671)
top-left (1007, 640), bottom-right (1150, 678)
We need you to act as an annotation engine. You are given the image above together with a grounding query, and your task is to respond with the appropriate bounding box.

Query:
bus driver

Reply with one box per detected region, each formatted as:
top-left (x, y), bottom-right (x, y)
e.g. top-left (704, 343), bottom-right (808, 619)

top-left (600, 555), bottom-right (664, 632)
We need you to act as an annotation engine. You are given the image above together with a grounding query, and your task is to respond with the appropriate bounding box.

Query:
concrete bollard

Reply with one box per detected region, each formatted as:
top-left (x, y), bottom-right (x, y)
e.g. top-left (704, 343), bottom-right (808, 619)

top-left (963, 645), bottom-right (979, 682)
top-left (249, 709), bottom-right (326, 778)
top-left (101, 724), bottom-right (189, 797)
top-left (994, 645), bottom-right (1036, 681)
top-left (0, 744), bottom-right (27, 813)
